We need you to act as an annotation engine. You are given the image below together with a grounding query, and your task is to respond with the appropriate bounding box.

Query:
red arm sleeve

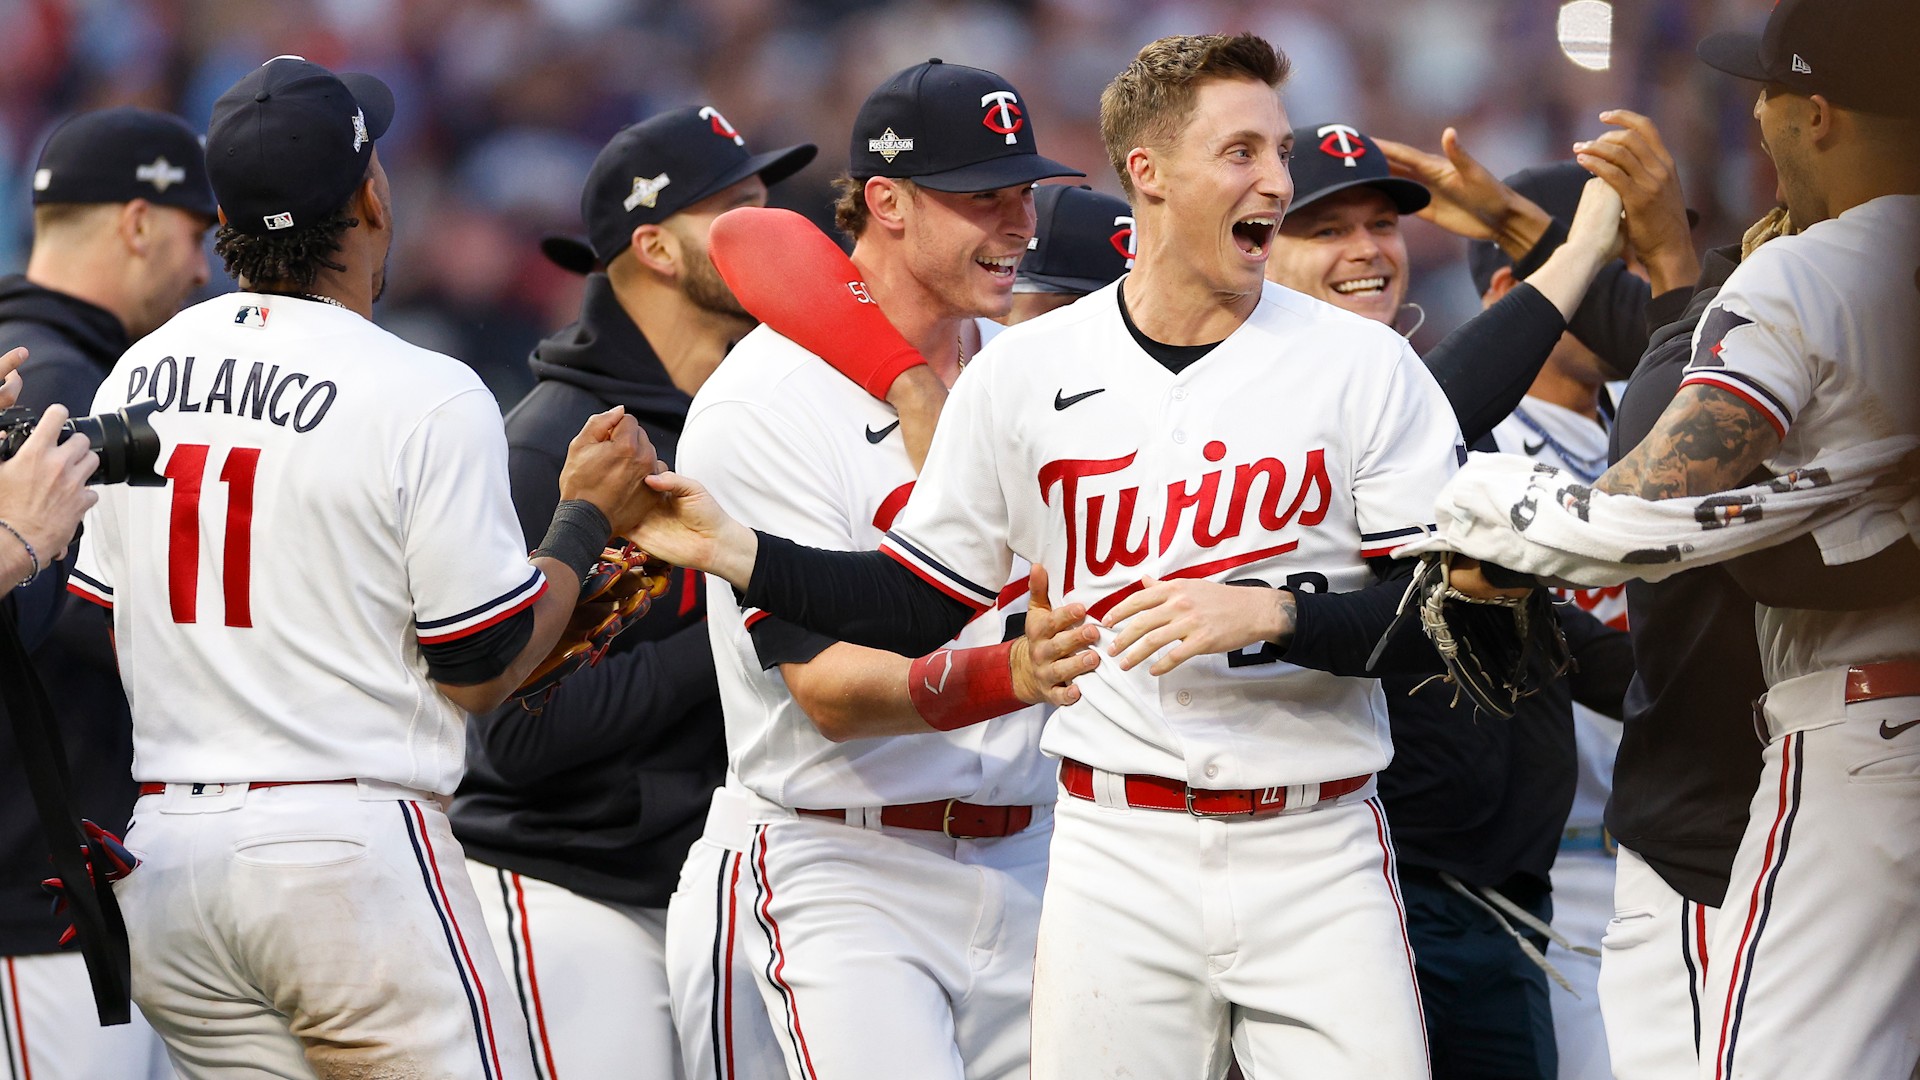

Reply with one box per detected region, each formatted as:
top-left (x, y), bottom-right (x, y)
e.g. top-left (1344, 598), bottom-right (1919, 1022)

top-left (709, 207), bottom-right (928, 400)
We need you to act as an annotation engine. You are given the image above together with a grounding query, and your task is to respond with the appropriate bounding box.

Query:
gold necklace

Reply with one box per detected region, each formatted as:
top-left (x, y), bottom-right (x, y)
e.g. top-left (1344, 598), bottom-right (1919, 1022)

top-left (955, 330), bottom-right (969, 370)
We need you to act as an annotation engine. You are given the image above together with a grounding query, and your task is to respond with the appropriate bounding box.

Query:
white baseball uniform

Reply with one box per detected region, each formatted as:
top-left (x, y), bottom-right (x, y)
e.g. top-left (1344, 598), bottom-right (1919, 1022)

top-left (69, 293), bottom-right (540, 1079)
top-left (671, 323), bottom-right (1054, 1080)
top-left (1668, 194), bottom-right (1920, 1080)
top-left (881, 279), bottom-right (1458, 1078)
top-left (1492, 400), bottom-right (1625, 1080)
top-left (2, 953), bottom-right (174, 1079)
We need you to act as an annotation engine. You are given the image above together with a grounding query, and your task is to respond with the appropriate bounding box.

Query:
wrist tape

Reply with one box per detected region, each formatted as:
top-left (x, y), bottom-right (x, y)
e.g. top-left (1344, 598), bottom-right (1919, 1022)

top-left (908, 639), bottom-right (1024, 732)
top-left (533, 500), bottom-right (612, 585)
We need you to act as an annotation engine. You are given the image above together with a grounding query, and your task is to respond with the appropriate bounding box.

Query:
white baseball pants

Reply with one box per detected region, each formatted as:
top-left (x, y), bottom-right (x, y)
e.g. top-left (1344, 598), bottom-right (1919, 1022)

top-left (1548, 847), bottom-right (1615, 1080)
top-left (1031, 783), bottom-right (1429, 1080)
top-left (667, 834), bottom-right (788, 1080)
top-left (1597, 846), bottom-right (1718, 1080)
top-left (466, 859), bottom-right (682, 1080)
top-left (1, 951), bottom-right (174, 1079)
top-left (115, 782), bottom-right (536, 1079)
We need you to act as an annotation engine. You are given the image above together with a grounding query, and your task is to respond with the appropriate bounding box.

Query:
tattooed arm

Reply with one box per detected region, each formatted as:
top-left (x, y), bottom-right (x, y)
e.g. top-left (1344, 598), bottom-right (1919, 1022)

top-left (1595, 384), bottom-right (1782, 499)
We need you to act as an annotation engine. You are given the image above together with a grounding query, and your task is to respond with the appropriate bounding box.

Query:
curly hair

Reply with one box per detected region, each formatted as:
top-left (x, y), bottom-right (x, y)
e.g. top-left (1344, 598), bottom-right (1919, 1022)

top-left (831, 173), bottom-right (918, 241)
top-left (214, 205), bottom-right (359, 290)
top-left (1100, 34), bottom-right (1290, 200)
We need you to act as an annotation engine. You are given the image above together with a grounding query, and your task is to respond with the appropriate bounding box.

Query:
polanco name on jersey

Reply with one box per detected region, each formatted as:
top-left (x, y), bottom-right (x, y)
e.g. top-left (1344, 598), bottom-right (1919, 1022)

top-left (123, 355), bottom-right (339, 433)
top-left (1039, 441), bottom-right (1332, 593)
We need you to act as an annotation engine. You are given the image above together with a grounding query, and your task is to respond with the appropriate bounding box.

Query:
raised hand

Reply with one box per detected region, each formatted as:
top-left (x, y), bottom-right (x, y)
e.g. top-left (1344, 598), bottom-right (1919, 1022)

top-left (1376, 128), bottom-right (1553, 257)
top-left (1574, 110), bottom-right (1699, 294)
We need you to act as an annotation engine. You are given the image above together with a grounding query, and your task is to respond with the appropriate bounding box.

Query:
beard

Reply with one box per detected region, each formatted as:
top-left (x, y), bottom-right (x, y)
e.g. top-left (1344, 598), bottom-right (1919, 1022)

top-left (680, 247), bottom-right (751, 321)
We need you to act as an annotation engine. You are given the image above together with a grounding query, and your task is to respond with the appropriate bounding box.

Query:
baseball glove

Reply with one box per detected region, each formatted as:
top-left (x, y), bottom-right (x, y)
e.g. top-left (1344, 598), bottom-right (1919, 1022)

top-left (1387, 552), bottom-right (1572, 718)
top-left (513, 543), bottom-right (673, 709)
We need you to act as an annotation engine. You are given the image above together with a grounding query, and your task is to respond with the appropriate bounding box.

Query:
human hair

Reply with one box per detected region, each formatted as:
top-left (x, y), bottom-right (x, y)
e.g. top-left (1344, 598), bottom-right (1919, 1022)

top-left (1099, 33), bottom-right (1290, 199)
top-left (213, 203), bottom-right (358, 289)
top-left (831, 174), bottom-right (918, 241)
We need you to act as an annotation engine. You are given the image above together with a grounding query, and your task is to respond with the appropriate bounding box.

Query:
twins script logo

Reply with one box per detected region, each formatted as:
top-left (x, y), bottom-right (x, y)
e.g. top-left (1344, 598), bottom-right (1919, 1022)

top-left (1111, 216), bottom-right (1136, 270)
top-left (699, 106), bottom-right (745, 146)
top-left (1039, 440), bottom-right (1332, 594)
top-left (1317, 123), bottom-right (1365, 167)
top-left (981, 91), bottom-right (1024, 145)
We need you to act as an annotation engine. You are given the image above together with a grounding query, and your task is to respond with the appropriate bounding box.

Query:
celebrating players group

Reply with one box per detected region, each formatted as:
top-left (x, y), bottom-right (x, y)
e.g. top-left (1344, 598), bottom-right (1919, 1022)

top-left (3, 0), bottom-right (1918, 1077)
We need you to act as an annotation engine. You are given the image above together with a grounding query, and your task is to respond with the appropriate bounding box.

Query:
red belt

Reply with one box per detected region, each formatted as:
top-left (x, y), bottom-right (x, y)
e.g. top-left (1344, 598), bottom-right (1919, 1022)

top-left (1846, 661), bottom-right (1920, 704)
top-left (795, 799), bottom-right (1035, 839)
top-left (1059, 758), bottom-right (1371, 819)
top-left (137, 780), bottom-right (354, 797)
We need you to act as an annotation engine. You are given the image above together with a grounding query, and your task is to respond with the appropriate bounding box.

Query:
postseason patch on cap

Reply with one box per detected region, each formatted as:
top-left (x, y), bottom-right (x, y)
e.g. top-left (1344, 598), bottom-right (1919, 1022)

top-left (869, 128), bottom-right (914, 163)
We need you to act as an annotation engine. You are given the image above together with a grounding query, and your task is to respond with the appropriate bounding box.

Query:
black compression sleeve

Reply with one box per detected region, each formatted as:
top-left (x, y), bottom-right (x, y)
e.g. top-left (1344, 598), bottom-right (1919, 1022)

top-left (749, 615), bottom-right (839, 670)
top-left (1423, 283), bottom-right (1566, 445)
top-left (1279, 560), bottom-right (1444, 678)
top-left (423, 606), bottom-right (536, 686)
top-left (743, 531), bottom-right (975, 657)
top-left (1507, 219), bottom-right (1652, 380)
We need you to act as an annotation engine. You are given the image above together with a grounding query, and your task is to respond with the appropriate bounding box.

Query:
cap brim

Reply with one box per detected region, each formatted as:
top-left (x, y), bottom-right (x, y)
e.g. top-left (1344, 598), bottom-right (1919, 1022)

top-left (338, 72), bottom-right (396, 140)
top-left (652, 142), bottom-right (821, 229)
top-left (1015, 271), bottom-right (1110, 295)
top-left (1697, 30), bottom-right (1771, 82)
top-left (1292, 175), bottom-right (1431, 216)
top-left (913, 154), bottom-right (1086, 193)
top-left (541, 235), bottom-right (600, 275)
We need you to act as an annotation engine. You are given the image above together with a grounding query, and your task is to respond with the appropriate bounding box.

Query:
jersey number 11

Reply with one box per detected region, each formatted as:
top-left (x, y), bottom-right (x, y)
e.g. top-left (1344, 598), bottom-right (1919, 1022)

top-left (163, 443), bottom-right (259, 628)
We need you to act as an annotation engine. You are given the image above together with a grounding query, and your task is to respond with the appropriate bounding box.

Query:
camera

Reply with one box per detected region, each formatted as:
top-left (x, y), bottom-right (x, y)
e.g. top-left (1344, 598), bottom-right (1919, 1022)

top-left (0, 398), bottom-right (163, 486)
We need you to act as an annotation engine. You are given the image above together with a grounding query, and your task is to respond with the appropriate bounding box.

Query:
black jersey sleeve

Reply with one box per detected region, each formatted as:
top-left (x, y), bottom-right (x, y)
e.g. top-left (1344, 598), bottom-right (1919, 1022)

top-left (742, 531), bottom-right (976, 657)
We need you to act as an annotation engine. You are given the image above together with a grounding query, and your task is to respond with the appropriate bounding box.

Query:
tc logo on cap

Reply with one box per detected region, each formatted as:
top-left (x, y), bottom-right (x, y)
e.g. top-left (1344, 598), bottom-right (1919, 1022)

top-left (1317, 123), bottom-right (1366, 167)
top-left (624, 173), bottom-right (672, 211)
top-left (869, 128), bottom-right (914, 163)
top-left (136, 156), bottom-right (186, 193)
top-left (699, 106), bottom-right (745, 146)
top-left (1111, 215), bottom-right (1136, 270)
top-left (981, 91), bottom-right (1024, 145)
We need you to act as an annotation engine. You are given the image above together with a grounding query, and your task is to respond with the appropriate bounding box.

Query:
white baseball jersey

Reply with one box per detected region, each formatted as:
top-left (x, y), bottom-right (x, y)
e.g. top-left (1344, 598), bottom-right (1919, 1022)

top-left (70, 293), bottom-right (542, 795)
top-left (679, 325), bottom-right (1053, 810)
top-left (882, 280), bottom-right (1463, 789)
top-left (1677, 194), bottom-right (1920, 685)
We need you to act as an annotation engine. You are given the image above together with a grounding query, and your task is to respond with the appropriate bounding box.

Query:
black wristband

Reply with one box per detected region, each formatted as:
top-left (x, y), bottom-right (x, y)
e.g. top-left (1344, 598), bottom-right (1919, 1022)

top-left (533, 499), bottom-right (612, 585)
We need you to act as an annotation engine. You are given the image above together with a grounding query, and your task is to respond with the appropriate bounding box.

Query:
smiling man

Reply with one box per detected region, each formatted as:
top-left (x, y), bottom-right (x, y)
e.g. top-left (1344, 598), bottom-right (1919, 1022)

top-left (624, 34), bottom-right (1462, 1079)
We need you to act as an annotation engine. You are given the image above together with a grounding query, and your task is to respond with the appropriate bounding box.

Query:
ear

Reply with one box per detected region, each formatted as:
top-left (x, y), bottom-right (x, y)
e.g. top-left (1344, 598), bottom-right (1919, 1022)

top-left (1126, 146), bottom-right (1162, 201)
top-left (1805, 93), bottom-right (1836, 146)
top-left (627, 223), bottom-right (678, 277)
top-left (1482, 265), bottom-right (1518, 307)
top-left (865, 177), bottom-right (910, 236)
top-left (355, 173), bottom-right (389, 232)
top-left (120, 199), bottom-right (153, 256)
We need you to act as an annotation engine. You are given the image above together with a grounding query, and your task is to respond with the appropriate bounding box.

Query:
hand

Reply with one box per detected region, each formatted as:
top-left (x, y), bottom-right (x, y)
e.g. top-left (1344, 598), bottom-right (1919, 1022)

top-left (1376, 128), bottom-right (1553, 257)
top-left (0, 347), bottom-right (25, 410)
top-left (1445, 557), bottom-right (1533, 601)
top-left (1574, 110), bottom-right (1699, 294)
top-left (0, 404), bottom-right (100, 573)
top-left (1563, 177), bottom-right (1627, 265)
top-left (1102, 577), bottom-right (1294, 677)
top-left (885, 365), bottom-right (947, 473)
top-left (557, 406), bottom-right (660, 538)
top-left (1009, 565), bottom-right (1099, 706)
top-left (636, 470), bottom-right (760, 588)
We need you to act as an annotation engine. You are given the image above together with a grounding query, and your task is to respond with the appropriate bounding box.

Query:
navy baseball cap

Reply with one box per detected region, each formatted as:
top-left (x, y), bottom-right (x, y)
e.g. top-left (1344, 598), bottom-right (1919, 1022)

top-left (1698, 0), bottom-right (1920, 115)
top-left (1016, 185), bottom-right (1134, 295)
top-left (207, 56), bottom-right (394, 236)
top-left (1287, 122), bottom-right (1429, 216)
top-left (850, 60), bottom-right (1083, 192)
top-left (32, 107), bottom-right (216, 217)
top-left (548, 106), bottom-right (817, 272)
top-left (1467, 162), bottom-right (1588, 296)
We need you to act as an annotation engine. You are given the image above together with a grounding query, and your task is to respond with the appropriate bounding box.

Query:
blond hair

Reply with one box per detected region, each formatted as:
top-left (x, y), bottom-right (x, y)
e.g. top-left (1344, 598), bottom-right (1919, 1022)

top-left (1099, 34), bottom-right (1290, 199)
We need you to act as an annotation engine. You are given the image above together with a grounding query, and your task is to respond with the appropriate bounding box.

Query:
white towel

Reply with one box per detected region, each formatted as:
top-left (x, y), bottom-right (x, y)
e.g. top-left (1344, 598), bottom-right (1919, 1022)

top-left (1394, 436), bottom-right (1920, 587)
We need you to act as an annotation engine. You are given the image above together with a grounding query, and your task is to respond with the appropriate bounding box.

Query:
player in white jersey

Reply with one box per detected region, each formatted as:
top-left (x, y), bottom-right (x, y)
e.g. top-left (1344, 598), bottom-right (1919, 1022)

top-left (630, 35), bottom-right (1506, 1079)
top-left (1578, 2), bottom-right (1920, 1074)
top-left (64, 57), bottom-right (659, 1078)
top-left (666, 60), bottom-right (1093, 1080)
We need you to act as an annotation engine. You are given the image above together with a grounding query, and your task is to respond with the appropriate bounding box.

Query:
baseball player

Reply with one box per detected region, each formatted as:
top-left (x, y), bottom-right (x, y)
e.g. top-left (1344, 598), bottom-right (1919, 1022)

top-left (667, 59), bottom-right (1092, 1080)
top-left (452, 105), bottom-right (814, 1080)
top-left (65, 56), bottom-right (659, 1077)
top-left (1005, 183), bottom-right (1135, 324)
top-left (1584, 1), bottom-right (1920, 1074)
top-left (634, 34), bottom-right (1484, 1079)
top-left (0, 107), bottom-right (215, 1080)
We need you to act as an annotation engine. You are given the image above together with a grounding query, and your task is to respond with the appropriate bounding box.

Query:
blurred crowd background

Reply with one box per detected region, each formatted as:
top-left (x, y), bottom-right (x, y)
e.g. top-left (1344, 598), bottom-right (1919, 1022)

top-left (0, 0), bottom-right (1782, 408)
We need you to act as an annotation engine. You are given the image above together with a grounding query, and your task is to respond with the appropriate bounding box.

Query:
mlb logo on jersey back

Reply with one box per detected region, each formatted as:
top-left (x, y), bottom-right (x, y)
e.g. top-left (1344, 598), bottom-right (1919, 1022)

top-left (234, 306), bottom-right (269, 328)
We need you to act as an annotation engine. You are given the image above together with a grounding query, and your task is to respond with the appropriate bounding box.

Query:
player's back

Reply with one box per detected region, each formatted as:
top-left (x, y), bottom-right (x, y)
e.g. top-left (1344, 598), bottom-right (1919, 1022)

top-left (72, 294), bottom-right (534, 792)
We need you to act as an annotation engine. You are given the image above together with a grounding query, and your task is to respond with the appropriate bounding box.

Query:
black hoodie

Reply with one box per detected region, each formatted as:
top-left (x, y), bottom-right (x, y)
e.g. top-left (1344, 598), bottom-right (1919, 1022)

top-left (451, 274), bottom-right (724, 909)
top-left (0, 275), bottom-right (137, 956)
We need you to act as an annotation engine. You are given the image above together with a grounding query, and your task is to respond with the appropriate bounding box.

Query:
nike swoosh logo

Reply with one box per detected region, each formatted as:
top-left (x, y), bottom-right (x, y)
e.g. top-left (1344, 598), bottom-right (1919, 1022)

top-left (1055, 388), bottom-right (1105, 411)
top-left (1880, 717), bottom-right (1920, 740)
top-left (1523, 438), bottom-right (1548, 456)
top-left (865, 421), bottom-right (900, 444)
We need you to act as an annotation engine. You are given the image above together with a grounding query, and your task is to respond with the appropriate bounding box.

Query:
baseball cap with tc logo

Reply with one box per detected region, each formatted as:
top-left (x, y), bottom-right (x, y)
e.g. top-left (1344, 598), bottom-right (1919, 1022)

top-left (850, 59), bottom-right (1083, 192)
top-left (206, 56), bottom-right (395, 236)
top-left (1285, 122), bottom-right (1430, 217)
